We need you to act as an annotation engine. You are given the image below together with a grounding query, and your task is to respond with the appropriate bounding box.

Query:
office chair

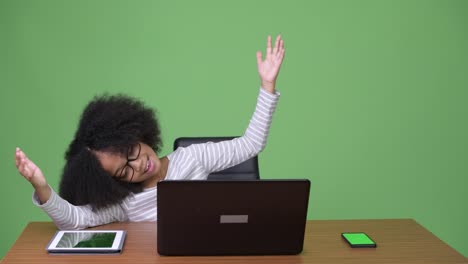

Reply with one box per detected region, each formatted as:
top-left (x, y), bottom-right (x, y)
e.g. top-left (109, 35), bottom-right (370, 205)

top-left (173, 136), bottom-right (260, 180)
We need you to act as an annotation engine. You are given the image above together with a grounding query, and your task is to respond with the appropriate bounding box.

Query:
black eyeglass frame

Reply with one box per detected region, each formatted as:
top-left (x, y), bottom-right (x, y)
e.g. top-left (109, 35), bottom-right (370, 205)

top-left (115, 143), bottom-right (141, 183)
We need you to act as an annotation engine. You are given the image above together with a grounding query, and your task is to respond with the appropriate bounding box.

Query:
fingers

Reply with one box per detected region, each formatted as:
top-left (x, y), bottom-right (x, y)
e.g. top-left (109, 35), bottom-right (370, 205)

top-left (266, 35), bottom-right (272, 59)
top-left (277, 39), bottom-right (285, 62)
top-left (256, 51), bottom-right (263, 66)
top-left (16, 148), bottom-right (26, 171)
top-left (15, 147), bottom-right (34, 179)
top-left (273, 35), bottom-right (281, 54)
top-left (15, 147), bottom-right (26, 169)
top-left (265, 34), bottom-right (284, 61)
top-left (258, 34), bottom-right (285, 69)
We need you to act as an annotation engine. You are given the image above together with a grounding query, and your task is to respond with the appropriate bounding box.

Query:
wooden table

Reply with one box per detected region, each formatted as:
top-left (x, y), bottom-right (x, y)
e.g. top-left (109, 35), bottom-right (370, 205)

top-left (2, 219), bottom-right (466, 264)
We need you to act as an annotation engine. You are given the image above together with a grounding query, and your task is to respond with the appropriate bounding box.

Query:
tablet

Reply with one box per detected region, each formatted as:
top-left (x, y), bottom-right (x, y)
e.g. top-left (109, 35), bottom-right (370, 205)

top-left (46, 230), bottom-right (126, 254)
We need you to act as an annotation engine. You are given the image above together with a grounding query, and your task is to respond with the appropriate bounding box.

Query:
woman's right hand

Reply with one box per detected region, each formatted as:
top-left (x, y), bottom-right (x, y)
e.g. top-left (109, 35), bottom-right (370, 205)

top-left (15, 147), bottom-right (51, 203)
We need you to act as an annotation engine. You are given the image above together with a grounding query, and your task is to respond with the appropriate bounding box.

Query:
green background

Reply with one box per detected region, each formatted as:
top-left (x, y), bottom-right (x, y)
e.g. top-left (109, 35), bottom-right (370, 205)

top-left (1, 0), bottom-right (467, 259)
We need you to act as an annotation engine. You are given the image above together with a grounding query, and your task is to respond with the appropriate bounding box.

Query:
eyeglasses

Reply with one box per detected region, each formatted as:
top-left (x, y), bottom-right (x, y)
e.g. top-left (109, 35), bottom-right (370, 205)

top-left (115, 143), bottom-right (141, 183)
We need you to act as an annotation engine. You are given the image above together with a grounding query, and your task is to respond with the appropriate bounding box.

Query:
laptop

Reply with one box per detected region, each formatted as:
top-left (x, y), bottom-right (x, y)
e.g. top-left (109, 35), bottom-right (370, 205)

top-left (156, 179), bottom-right (310, 256)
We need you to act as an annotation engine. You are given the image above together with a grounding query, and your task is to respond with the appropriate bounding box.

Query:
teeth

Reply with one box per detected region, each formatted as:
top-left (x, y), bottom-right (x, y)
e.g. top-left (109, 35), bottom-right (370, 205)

top-left (146, 160), bottom-right (150, 171)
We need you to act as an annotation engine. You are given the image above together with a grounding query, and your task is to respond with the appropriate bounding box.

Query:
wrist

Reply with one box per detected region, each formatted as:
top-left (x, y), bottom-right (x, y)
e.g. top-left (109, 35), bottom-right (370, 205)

top-left (33, 183), bottom-right (51, 205)
top-left (261, 80), bottom-right (276, 94)
top-left (32, 181), bottom-right (48, 192)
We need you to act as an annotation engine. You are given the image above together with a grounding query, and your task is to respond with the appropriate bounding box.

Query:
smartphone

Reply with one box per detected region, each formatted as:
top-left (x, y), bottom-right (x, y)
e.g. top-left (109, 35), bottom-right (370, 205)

top-left (341, 232), bottom-right (377, 248)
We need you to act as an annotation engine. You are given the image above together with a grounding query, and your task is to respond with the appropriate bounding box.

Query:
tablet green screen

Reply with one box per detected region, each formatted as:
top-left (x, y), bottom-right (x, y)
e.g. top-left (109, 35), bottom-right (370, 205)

top-left (57, 232), bottom-right (116, 248)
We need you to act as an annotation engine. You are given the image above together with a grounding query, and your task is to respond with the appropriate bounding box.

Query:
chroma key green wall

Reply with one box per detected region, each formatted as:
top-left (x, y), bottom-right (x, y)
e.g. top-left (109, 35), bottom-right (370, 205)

top-left (1, 0), bottom-right (467, 259)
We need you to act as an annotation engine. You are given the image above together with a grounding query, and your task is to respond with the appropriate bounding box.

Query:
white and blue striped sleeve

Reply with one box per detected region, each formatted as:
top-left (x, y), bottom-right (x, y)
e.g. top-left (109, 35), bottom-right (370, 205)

top-left (185, 87), bottom-right (280, 177)
top-left (32, 187), bottom-right (127, 230)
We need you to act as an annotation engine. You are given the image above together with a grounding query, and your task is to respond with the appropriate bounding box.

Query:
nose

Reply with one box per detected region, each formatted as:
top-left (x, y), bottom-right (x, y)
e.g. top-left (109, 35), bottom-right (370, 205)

top-left (129, 157), bottom-right (145, 173)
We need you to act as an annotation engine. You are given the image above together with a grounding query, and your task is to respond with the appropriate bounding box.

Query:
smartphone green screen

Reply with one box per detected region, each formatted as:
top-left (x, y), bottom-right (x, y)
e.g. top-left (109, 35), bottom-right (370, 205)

top-left (342, 232), bottom-right (377, 248)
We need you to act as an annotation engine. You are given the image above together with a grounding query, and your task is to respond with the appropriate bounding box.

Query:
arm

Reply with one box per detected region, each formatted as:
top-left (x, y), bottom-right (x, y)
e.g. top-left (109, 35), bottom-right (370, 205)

top-left (180, 35), bottom-right (285, 175)
top-left (15, 148), bottom-right (126, 230)
top-left (33, 188), bottom-right (126, 230)
top-left (185, 88), bottom-right (279, 175)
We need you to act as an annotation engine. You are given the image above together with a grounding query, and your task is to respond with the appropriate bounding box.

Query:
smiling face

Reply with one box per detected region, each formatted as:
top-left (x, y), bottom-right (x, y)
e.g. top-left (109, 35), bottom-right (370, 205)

top-left (93, 142), bottom-right (162, 187)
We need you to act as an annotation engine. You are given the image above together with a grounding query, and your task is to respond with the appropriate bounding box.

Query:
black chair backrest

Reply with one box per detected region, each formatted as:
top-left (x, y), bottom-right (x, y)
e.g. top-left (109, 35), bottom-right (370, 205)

top-left (173, 137), bottom-right (260, 180)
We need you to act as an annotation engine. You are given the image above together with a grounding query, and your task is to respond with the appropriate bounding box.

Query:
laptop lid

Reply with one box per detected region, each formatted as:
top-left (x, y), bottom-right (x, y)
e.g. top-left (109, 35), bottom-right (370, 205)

top-left (157, 179), bottom-right (310, 256)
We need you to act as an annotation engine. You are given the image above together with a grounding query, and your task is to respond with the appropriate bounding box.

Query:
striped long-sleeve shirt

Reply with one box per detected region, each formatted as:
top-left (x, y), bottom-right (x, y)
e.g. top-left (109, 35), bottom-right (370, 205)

top-left (33, 88), bottom-right (280, 230)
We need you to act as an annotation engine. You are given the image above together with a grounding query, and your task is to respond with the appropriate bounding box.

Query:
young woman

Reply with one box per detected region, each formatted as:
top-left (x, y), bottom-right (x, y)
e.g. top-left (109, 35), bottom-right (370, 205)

top-left (15, 35), bottom-right (285, 230)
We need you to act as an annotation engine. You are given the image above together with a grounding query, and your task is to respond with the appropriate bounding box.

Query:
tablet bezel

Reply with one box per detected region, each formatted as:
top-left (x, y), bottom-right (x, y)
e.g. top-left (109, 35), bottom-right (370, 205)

top-left (46, 230), bottom-right (126, 253)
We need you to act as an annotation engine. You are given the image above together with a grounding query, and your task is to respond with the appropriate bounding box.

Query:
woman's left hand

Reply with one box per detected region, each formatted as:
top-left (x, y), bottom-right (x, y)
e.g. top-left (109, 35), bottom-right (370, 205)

top-left (256, 35), bottom-right (285, 93)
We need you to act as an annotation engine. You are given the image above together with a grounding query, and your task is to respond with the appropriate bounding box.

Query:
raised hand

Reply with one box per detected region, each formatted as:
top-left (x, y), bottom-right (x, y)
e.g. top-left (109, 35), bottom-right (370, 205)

top-left (15, 147), bottom-right (50, 203)
top-left (256, 35), bottom-right (285, 93)
top-left (15, 147), bottom-right (45, 186)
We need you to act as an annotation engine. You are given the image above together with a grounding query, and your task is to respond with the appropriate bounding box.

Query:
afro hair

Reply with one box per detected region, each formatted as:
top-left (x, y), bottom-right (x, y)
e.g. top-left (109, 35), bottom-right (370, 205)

top-left (59, 94), bottom-right (162, 210)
